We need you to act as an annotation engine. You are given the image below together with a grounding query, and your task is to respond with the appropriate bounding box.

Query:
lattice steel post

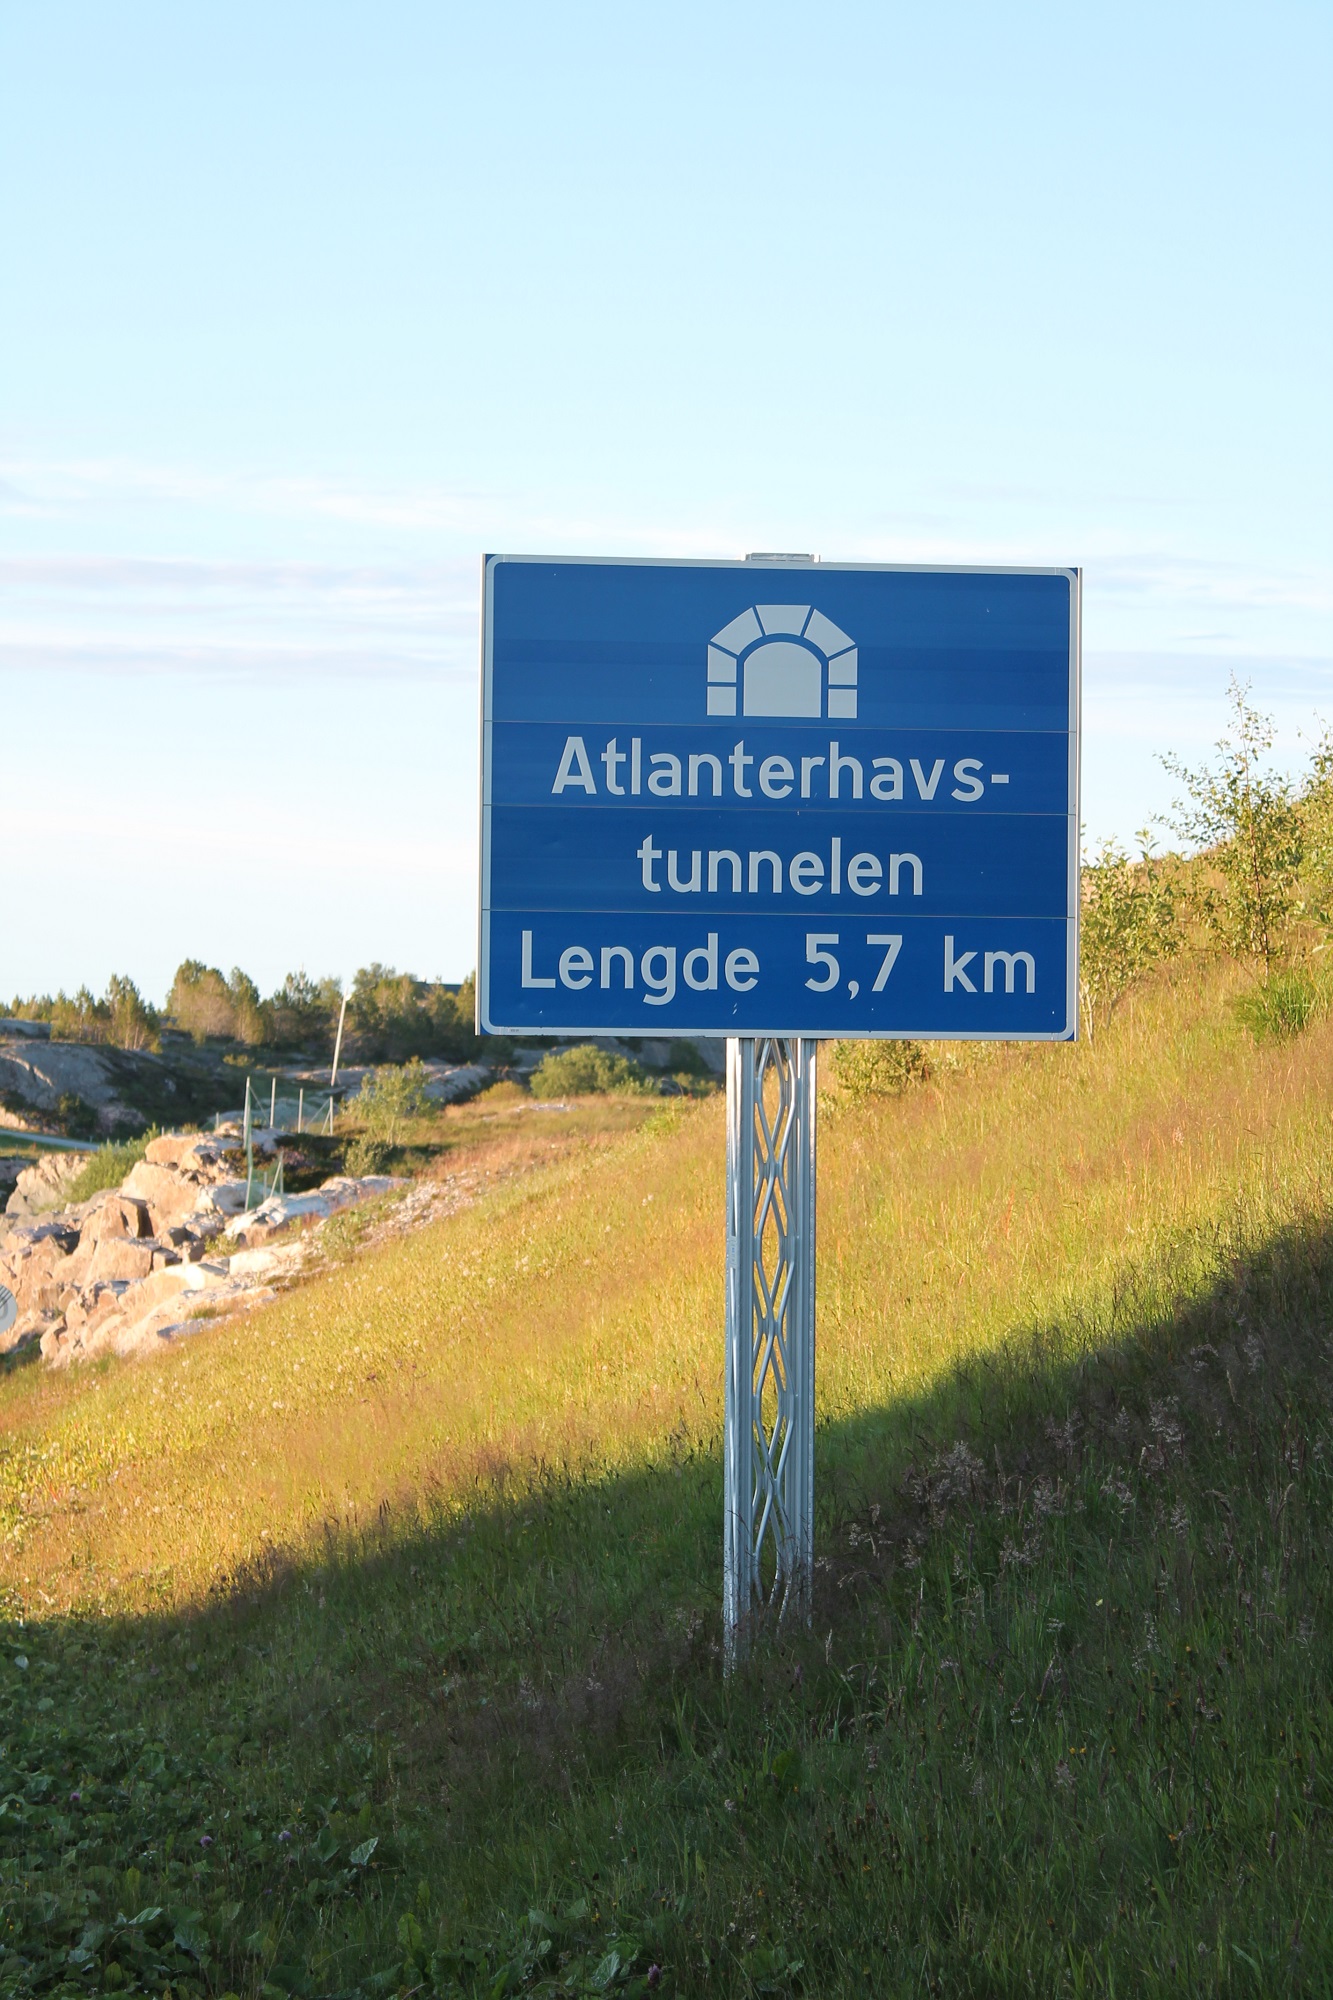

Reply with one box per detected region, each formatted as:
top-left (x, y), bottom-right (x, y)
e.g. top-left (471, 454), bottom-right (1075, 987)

top-left (724, 1036), bottom-right (818, 1665)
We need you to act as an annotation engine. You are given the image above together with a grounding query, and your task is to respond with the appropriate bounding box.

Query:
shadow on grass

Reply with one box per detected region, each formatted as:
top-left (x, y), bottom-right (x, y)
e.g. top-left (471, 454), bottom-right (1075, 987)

top-left (5, 1213), bottom-right (1333, 1995)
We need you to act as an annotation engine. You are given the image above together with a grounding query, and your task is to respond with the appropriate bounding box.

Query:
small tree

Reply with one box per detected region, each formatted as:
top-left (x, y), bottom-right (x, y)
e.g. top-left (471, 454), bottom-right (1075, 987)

top-left (168, 961), bottom-right (238, 1042)
top-left (48, 986), bottom-right (107, 1042)
top-left (353, 1058), bottom-right (433, 1145)
top-left (1162, 678), bottom-right (1303, 974)
top-left (1078, 836), bottom-right (1179, 1038)
top-left (1296, 726), bottom-right (1333, 944)
top-left (104, 974), bottom-right (158, 1050)
top-left (227, 968), bottom-right (269, 1045)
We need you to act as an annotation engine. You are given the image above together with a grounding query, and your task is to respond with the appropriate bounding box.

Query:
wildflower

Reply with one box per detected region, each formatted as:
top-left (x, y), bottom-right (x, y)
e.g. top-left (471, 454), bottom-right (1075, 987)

top-left (648, 1970), bottom-right (662, 1990)
top-left (68, 1791), bottom-right (81, 1806)
top-left (278, 1829), bottom-right (292, 1842)
top-left (199, 1834), bottom-right (214, 1848)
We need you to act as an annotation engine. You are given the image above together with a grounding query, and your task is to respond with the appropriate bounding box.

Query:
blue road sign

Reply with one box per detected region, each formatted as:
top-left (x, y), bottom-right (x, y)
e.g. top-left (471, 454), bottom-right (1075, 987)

top-left (479, 557), bottom-right (1080, 1039)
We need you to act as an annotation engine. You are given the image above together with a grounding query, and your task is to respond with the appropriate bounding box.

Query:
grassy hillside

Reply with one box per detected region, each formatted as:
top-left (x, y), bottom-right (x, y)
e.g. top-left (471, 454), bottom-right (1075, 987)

top-left (3, 958), bottom-right (1333, 1996)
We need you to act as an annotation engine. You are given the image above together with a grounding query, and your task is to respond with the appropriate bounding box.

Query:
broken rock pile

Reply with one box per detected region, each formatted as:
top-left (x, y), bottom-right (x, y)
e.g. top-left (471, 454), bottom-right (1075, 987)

top-left (0, 1131), bottom-right (399, 1367)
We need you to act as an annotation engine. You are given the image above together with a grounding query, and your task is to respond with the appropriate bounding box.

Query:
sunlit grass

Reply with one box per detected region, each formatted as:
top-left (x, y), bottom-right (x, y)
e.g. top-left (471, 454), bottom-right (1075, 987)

top-left (4, 959), bottom-right (1328, 1623)
top-left (4, 959), bottom-right (1333, 1994)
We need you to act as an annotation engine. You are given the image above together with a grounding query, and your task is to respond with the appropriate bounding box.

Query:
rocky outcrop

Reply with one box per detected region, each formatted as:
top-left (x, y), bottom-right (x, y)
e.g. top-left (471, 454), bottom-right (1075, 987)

top-left (0, 1127), bottom-right (402, 1369)
top-left (4, 1151), bottom-right (92, 1218)
top-left (0, 1040), bottom-right (145, 1135)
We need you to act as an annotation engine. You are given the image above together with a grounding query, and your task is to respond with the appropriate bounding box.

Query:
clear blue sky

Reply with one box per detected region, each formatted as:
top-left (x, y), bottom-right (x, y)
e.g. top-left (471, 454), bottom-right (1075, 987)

top-left (3, 1), bottom-right (1329, 1001)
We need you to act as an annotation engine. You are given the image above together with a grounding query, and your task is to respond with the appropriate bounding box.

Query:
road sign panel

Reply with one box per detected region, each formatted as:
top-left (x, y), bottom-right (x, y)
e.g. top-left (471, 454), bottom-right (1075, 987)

top-left (479, 556), bottom-right (1079, 1039)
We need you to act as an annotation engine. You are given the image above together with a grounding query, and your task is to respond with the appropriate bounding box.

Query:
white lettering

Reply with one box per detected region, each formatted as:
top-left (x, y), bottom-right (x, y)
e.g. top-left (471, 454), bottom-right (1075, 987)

top-left (944, 935), bottom-right (977, 993)
top-left (749, 850), bottom-right (782, 893)
top-left (559, 946), bottom-right (593, 989)
top-left (631, 737), bottom-right (642, 794)
top-left (637, 835), bottom-right (662, 891)
top-left (601, 945), bottom-right (634, 990)
top-left (725, 947), bottom-right (759, 991)
top-left (601, 738), bottom-right (626, 795)
top-left (911, 757), bottom-right (946, 800)
top-left (951, 757), bottom-right (984, 801)
top-left (708, 849), bottom-right (741, 893)
top-left (759, 755), bottom-right (794, 799)
top-left (985, 949), bottom-right (1035, 994)
top-left (868, 934), bottom-right (902, 990)
top-left (641, 945), bottom-right (676, 1006)
top-left (683, 933), bottom-right (719, 990)
top-left (847, 852), bottom-right (882, 896)
top-left (870, 757), bottom-right (903, 801)
top-left (805, 933), bottom-right (839, 991)
top-left (648, 752), bottom-right (682, 797)
top-left (729, 741), bottom-right (754, 796)
top-left (790, 852), bottom-right (824, 895)
top-left (829, 741), bottom-right (863, 799)
top-left (553, 736), bottom-right (597, 795)
top-left (830, 834), bottom-right (841, 894)
top-left (521, 930), bottom-right (555, 988)
top-left (689, 752), bottom-right (723, 797)
top-left (801, 754), bottom-right (825, 797)
top-left (888, 852), bottom-right (923, 897)
top-left (667, 849), bottom-right (701, 892)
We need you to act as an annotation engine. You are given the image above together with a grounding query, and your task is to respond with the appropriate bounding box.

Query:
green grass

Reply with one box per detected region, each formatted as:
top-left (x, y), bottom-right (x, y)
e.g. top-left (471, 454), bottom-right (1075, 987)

top-left (1, 961), bottom-right (1332, 1995)
top-left (60, 1132), bottom-right (158, 1207)
top-left (1233, 969), bottom-right (1321, 1043)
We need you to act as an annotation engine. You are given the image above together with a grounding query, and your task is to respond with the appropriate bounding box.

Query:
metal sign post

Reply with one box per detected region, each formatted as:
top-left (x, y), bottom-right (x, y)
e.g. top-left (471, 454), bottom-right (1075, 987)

top-left (724, 1036), bottom-right (817, 1664)
top-left (477, 553), bottom-right (1080, 1665)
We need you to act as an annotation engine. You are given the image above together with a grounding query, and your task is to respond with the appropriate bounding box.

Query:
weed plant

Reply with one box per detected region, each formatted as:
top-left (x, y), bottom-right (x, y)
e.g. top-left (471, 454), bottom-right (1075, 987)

top-left (61, 1132), bottom-right (157, 1207)
top-left (1233, 970), bottom-right (1320, 1043)
top-left (1, 963), bottom-right (1332, 1993)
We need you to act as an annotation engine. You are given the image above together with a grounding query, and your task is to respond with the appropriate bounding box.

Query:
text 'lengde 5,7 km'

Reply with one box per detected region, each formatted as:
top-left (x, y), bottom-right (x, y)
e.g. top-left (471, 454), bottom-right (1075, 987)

top-left (477, 555), bottom-right (1080, 1040)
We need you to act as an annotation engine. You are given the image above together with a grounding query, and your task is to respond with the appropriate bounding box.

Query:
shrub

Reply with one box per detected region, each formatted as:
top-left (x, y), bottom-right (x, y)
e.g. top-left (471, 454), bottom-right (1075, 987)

top-left (1297, 726), bottom-right (1333, 944)
top-left (1079, 838), bottom-right (1180, 1037)
top-left (1163, 678), bottom-right (1303, 970)
top-left (63, 1130), bottom-right (157, 1205)
top-left (343, 1134), bottom-right (393, 1177)
top-left (1234, 971), bottom-right (1319, 1043)
top-left (827, 1040), bottom-right (931, 1101)
top-left (54, 1093), bottom-right (100, 1139)
top-left (528, 1045), bottom-right (652, 1096)
top-left (474, 1079), bottom-right (530, 1108)
top-left (352, 1059), bottom-right (433, 1145)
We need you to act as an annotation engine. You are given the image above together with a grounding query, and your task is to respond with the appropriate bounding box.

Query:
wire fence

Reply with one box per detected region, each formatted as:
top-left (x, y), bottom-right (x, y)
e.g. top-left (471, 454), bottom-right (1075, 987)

top-left (214, 1078), bottom-right (337, 1139)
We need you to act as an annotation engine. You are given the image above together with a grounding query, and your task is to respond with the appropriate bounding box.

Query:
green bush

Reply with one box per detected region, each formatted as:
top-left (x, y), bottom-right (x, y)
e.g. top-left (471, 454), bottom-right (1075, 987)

top-left (343, 1134), bottom-right (393, 1177)
top-left (62, 1130), bottom-right (157, 1205)
top-left (1079, 838), bottom-right (1180, 1036)
top-left (352, 1059), bottom-right (433, 1144)
top-left (1163, 678), bottom-right (1303, 970)
top-left (528, 1045), bottom-right (652, 1096)
top-left (828, 1040), bottom-right (932, 1101)
top-left (1234, 970), bottom-right (1319, 1042)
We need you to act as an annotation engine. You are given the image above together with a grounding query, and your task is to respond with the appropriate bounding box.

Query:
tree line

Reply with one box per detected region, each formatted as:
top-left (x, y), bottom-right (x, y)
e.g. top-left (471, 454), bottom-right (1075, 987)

top-left (5, 963), bottom-right (482, 1063)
